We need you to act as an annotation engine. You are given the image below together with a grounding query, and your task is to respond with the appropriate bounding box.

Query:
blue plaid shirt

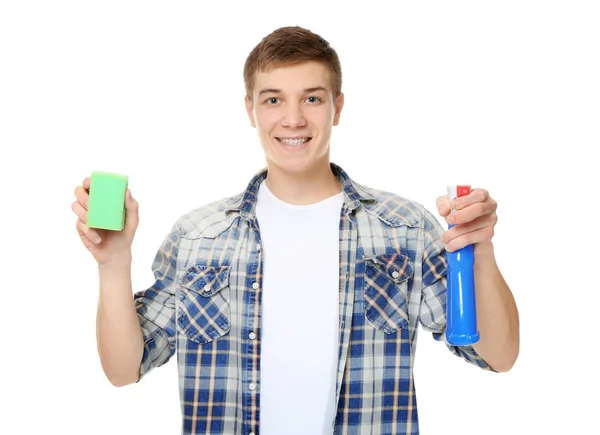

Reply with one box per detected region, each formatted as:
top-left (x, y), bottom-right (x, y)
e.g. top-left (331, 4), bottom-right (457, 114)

top-left (133, 162), bottom-right (492, 434)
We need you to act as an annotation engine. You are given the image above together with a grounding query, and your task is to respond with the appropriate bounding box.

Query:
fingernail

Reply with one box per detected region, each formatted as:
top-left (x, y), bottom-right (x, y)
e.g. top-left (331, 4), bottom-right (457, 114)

top-left (94, 236), bottom-right (102, 244)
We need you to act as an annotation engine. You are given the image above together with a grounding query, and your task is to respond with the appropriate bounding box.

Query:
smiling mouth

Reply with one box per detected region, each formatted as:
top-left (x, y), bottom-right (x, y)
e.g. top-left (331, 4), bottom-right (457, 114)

top-left (276, 137), bottom-right (312, 146)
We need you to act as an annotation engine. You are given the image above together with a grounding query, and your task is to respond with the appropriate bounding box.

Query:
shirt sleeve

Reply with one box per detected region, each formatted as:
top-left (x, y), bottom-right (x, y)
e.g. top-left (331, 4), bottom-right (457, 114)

top-left (133, 222), bottom-right (181, 382)
top-left (418, 208), bottom-right (496, 372)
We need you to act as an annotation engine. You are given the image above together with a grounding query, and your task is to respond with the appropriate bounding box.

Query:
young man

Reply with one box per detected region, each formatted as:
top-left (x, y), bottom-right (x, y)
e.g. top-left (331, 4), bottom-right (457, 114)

top-left (72, 26), bottom-right (519, 435)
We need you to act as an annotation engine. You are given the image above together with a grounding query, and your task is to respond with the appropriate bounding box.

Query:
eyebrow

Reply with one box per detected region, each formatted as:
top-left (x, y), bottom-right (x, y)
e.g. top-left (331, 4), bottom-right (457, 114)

top-left (258, 86), bottom-right (328, 96)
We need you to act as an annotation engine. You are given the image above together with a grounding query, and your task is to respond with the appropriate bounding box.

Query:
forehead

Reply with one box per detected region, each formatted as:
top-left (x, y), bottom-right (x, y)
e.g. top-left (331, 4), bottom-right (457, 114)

top-left (253, 61), bottom-right (332, 94)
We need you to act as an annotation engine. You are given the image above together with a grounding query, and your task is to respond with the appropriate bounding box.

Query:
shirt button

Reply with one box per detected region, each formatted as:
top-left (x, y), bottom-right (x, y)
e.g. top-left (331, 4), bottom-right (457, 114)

top-left (252, 282), bottom-right (259, 290)
top-left (249, 433), bottom-right (256, 435)
top-left (249, 332), bottom-right (256, 340)
top-left (204, 284), bottom-right (211, 291)
top-left (249, 383), bottom-right (257, 391)
top-left (392, 271), bottom-right (399, 278)
top-left (256, 243), bottom-right (261, 251)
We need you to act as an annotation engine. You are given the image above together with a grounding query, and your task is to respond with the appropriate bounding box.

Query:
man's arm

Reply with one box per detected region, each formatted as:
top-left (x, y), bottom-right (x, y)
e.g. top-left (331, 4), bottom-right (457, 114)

top-left (99, 222), bottom-right (181, 387)
top-left (97, 257), bottom-right (145, 387)
top-left (438, 188), bottom-right (520, 372)
top-left (470, 242), bottom-right (519, 372)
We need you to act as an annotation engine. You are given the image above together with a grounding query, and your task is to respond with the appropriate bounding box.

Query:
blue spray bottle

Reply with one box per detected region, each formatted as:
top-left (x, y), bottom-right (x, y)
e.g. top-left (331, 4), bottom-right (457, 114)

top-left (445, 185), bottom-right (480, 346)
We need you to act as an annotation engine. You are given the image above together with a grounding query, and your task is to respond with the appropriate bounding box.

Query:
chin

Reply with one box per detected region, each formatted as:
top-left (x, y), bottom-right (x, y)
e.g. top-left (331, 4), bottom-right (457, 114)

top-left (264, 152), bottom-right (303, 168)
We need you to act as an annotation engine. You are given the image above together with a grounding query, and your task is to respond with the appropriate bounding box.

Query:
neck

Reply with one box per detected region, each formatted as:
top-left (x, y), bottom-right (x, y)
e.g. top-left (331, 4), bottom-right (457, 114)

top-left (264, 159), bottom-right (342, 205)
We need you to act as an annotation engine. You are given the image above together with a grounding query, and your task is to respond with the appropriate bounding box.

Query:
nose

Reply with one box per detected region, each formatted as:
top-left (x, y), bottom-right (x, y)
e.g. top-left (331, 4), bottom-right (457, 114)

top-left (281, 103), bottom-right (307, 128)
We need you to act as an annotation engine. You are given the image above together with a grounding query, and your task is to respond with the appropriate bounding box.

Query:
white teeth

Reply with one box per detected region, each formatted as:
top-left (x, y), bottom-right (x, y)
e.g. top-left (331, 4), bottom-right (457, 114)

top-left (279, 137), bottom-right (309, 146)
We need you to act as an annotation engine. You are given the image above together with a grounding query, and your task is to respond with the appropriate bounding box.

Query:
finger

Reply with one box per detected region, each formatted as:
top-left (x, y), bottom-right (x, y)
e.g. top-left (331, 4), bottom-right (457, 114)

top-left (444, 224), bottom-right (495, 252)
top-left (75, 216), bottom-right (102, 244)
top-left (83, 177), bottom-right (91, 190)
top-left (76, 223), bottom-right (95, 251)
top-left (71, 200), bottom-right (88, 223)
top-left (447, 197), bottom-right (497, 225)
top-left (124, 189), bottom-right (139, 231)
top-left (125, 189), bottom-right (138, 213)
top-left (74, 185), bottom-right (89, 210)
top-left (442, 213), bottom-right (497, 244)
top-left (436, 196), bottom-right (451, 217)
top-left (450, 188), bottom-right (489, 210)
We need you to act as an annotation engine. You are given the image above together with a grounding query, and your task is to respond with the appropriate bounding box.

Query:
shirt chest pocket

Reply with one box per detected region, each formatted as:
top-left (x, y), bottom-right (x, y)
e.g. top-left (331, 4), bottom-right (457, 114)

top-left (364, 253), bottom-right (414, 334)
top-left (177, 265), bottom-right (232, 344)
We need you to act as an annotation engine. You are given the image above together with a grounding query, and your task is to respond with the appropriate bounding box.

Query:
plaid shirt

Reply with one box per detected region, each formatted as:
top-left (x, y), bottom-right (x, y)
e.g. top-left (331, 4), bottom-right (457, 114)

top-left (133, 162), bottom-right (492, 435)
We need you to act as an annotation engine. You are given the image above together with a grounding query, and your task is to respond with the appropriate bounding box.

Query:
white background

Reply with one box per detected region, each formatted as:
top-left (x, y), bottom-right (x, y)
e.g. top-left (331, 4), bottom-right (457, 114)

top-left (1, 1), bottom-right (598, 434)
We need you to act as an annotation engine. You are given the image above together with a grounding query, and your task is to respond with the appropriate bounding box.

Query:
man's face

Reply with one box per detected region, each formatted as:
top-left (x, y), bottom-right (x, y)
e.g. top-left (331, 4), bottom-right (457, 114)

top-left (245, 61), bottom-right (344, 175)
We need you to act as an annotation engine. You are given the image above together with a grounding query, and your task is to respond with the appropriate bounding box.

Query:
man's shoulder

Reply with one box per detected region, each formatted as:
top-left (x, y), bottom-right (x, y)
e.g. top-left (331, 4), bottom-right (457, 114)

top-left (172, 191), bottom-right (244, 239)
top-left (356, 181), bottom-right (428, 229)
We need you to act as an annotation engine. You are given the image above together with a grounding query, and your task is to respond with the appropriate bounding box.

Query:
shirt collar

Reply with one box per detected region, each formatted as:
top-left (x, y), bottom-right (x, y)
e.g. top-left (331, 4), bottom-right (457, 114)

top-left (225, 162), bottom-right (376, 220)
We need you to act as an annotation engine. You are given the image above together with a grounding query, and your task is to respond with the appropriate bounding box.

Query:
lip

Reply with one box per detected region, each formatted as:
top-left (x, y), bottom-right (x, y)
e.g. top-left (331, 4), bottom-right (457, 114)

top-left (275, 136), bottom-right (312, 140)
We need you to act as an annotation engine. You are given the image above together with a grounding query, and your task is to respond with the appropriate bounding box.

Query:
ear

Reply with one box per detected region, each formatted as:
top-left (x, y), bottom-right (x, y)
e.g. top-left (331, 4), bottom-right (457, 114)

top-left (332, 92), bottom-right (344, 126)
top-left (245, 96), bottom-right (256, 128)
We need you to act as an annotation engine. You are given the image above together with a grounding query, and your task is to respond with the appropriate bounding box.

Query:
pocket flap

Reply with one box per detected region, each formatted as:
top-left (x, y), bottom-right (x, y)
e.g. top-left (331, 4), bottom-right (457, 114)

top-left (365, 253), bottom-right (413, 283)
top-left (181, 265), bottom-right (230, 297)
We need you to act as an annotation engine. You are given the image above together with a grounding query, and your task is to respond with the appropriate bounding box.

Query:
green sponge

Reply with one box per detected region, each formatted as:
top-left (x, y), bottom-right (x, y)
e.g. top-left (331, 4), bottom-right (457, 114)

top-left (87, 171), bottom-right (129, 231)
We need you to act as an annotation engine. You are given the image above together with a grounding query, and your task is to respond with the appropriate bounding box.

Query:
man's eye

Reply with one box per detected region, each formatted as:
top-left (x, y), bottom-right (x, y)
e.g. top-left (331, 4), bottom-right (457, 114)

top-left (266, 97), bottom-right (279, 104)
top-left (307, 96), bottom-right (320, 103)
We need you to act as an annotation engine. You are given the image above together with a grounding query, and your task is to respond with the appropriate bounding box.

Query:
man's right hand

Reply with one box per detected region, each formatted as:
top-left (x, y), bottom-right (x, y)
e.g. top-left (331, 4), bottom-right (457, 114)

top-left (72, 176), bottom-right (140, 266)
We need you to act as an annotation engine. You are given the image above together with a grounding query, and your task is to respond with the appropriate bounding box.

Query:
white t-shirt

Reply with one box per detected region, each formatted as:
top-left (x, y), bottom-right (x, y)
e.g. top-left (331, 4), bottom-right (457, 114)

top-left (255, 180), bottom-right (344, 435)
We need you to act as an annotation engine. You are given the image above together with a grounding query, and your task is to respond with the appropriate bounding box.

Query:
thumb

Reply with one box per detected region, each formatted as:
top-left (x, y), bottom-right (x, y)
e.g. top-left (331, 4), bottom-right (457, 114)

top-left (436, 195), bottom-right (451, 217)
top-left (124, 189), bottom-right (139, 229)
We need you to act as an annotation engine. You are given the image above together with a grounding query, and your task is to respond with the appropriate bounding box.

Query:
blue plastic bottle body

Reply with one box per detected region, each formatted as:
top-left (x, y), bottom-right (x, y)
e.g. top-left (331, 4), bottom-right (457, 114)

top-left (446, 228), bottom-right (480, 346)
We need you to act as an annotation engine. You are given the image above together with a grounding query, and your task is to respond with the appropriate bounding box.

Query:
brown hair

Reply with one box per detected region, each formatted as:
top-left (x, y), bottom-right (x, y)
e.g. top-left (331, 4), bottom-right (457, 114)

top-left (243, 26), bottom-right (342, 102)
